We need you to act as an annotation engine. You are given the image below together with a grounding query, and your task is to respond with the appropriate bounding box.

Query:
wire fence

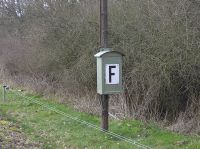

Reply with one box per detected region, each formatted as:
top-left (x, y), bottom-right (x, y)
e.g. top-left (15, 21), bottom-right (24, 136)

top-left (1, 87), bottom-right (153, 149)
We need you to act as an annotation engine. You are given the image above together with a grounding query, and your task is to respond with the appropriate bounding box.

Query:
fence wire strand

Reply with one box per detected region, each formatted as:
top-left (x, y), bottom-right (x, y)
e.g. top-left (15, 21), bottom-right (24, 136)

top-left (8, 89), bottom-right (153, 149)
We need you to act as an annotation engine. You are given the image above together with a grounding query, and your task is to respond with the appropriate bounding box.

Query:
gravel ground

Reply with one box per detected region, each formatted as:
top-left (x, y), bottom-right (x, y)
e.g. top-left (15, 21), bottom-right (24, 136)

top-left (0, 119), bottom-right (40, 149)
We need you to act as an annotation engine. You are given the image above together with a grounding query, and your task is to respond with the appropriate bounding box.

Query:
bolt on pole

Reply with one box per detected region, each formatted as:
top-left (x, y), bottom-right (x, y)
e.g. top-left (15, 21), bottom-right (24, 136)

top-left (100, 0), bottom-right (109, 131)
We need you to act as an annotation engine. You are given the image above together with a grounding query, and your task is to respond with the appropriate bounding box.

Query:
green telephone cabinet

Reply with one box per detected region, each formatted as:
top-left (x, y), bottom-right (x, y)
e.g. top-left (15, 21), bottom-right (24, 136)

top-left (94, 48), bottom-right (125, 95)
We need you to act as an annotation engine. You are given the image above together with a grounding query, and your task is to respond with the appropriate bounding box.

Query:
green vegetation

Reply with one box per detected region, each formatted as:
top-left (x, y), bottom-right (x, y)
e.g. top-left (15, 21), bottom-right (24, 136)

top-left (0, 90), bottom-right (199, 149)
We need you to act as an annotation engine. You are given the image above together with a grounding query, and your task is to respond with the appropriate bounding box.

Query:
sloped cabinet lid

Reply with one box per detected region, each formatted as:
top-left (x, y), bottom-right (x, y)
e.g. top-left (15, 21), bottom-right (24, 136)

top-left (94, 50), bottom-right (125, 58)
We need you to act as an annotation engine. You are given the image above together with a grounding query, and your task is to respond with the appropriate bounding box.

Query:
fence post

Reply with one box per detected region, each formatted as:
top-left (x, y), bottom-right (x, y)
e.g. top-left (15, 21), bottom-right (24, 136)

top-left (3, 85), bottom-right (6, 101)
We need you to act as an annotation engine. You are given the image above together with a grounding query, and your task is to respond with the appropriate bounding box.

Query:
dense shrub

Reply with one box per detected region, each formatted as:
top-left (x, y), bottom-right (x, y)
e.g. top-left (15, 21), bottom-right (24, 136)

top-left (0, 0), bottom-right (200, 134)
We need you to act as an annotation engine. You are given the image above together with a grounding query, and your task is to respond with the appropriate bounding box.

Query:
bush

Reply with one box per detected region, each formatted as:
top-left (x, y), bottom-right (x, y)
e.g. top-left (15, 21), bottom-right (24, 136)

top-left (0, 0), bottom-right (200, 134)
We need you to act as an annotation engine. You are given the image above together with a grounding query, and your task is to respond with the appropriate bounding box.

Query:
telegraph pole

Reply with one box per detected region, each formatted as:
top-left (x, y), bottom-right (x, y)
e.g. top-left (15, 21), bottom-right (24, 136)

top-left (100, 0), bottom-right (108, 48)
top-left (100, 0), bottom-right (109, 130)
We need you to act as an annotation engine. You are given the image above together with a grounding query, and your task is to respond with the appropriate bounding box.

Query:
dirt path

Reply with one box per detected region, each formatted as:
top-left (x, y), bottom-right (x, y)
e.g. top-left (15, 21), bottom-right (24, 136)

top-left (0, 118), bottom-right (39, 149)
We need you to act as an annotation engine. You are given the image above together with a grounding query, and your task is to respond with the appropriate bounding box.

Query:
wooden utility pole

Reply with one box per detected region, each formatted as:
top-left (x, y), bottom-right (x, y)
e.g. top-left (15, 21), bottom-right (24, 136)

top-left (100, 0), bottom-right (109, 130)
top-left (100, 0), bottom-right (108, 48)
